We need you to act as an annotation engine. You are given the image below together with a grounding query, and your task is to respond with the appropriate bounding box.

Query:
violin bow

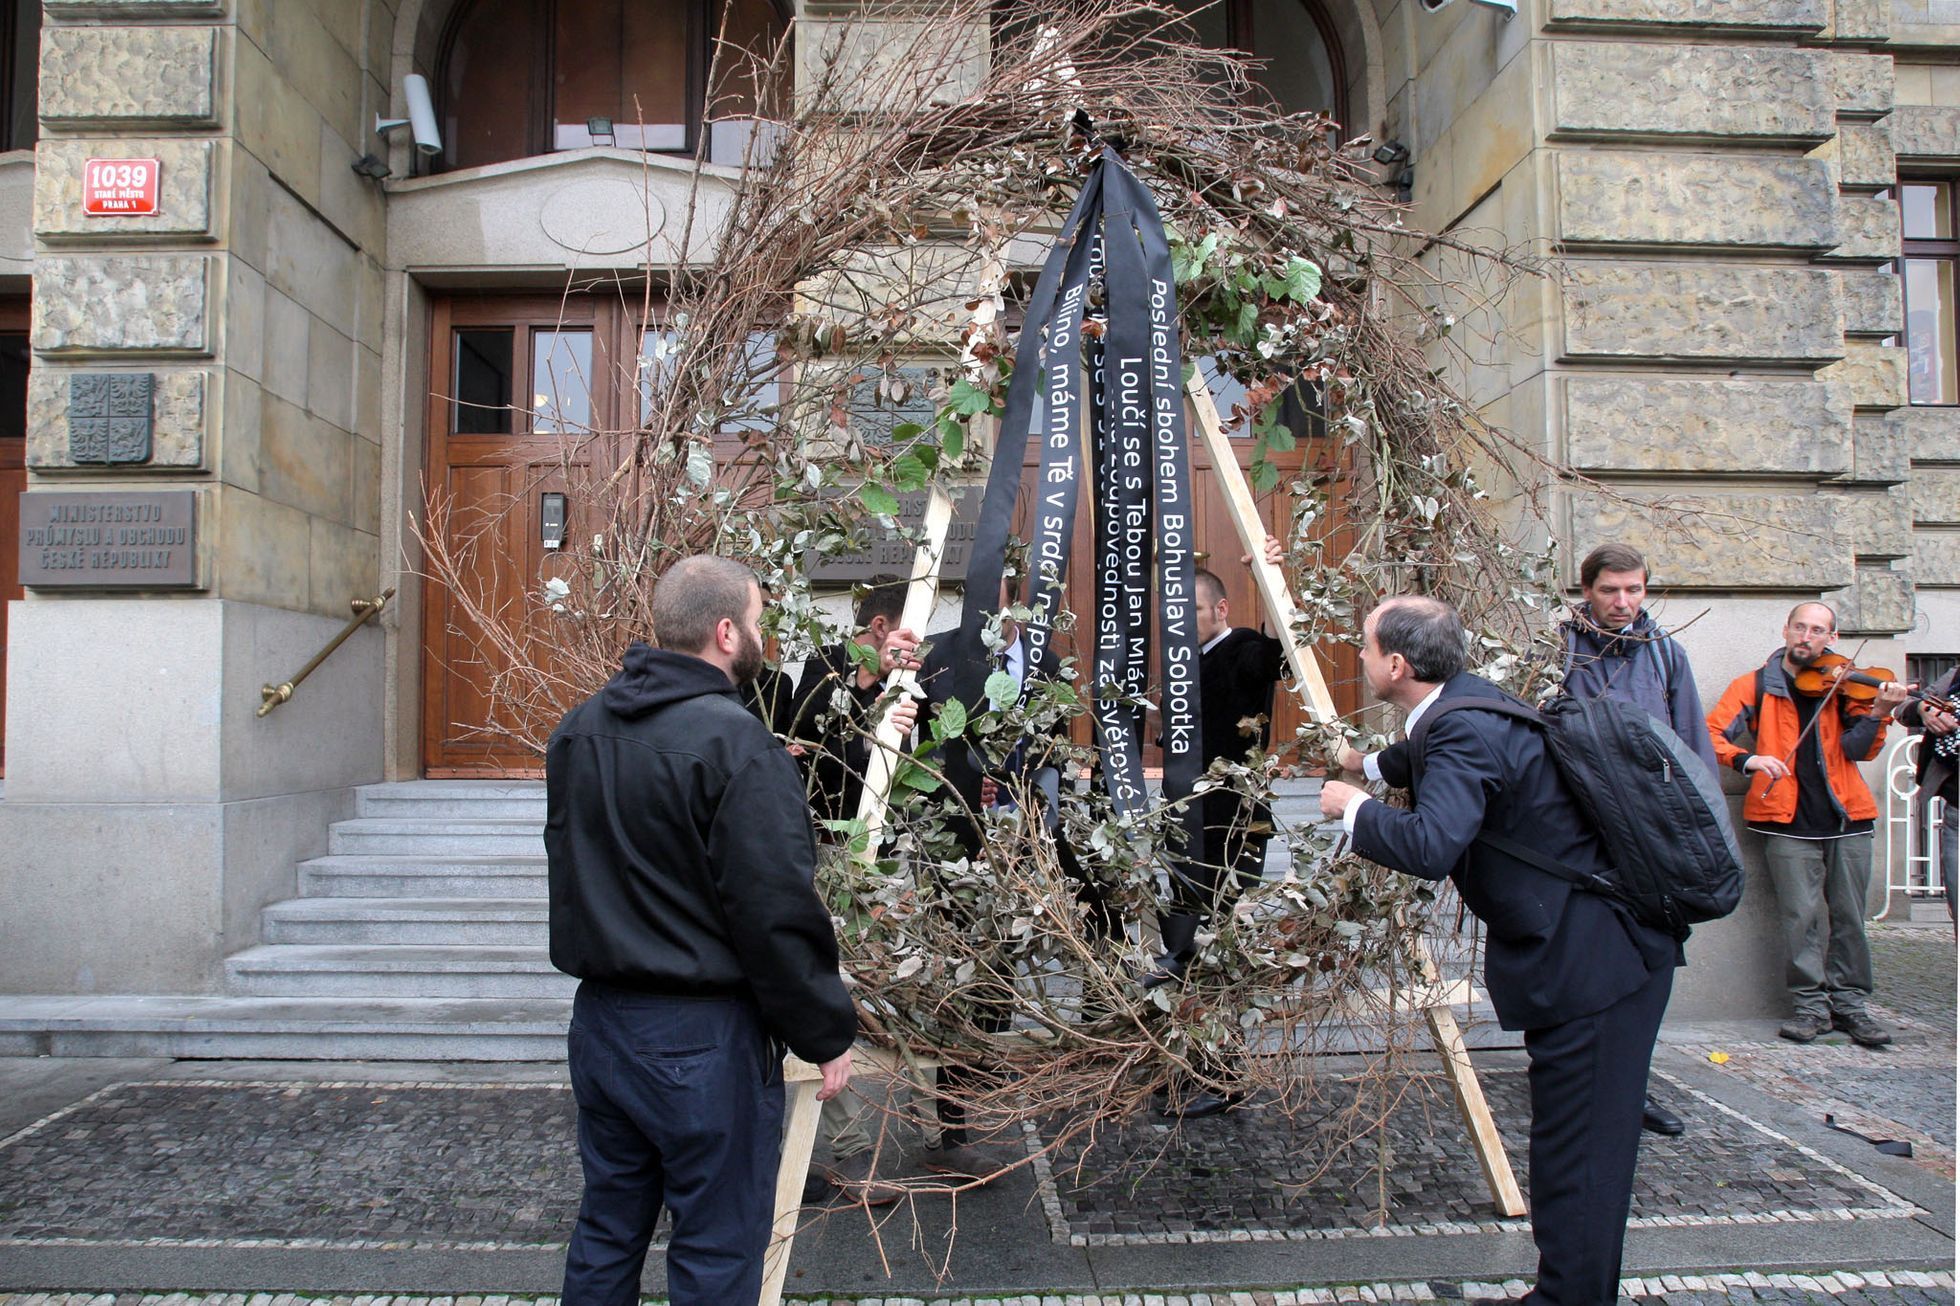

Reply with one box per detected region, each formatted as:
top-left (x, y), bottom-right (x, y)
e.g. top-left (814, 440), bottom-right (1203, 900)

top-left (1762, 637), bottom-right (1871, 796)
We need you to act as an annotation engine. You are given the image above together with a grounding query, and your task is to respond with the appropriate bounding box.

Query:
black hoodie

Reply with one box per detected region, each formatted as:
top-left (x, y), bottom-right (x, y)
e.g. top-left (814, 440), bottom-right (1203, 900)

top-left (545, 642), bottom-right (858, 1064)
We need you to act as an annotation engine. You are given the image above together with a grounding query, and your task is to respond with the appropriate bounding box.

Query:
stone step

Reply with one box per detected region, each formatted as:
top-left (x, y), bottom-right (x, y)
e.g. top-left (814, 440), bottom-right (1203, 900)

top-left (224, 944), bottom-right (577, 998)
top-left (298, 854), bottom-right (549, 898)
top-left (0, 994), bottom-right (570, 1060)
top-left (262, 898), bottom-right (550, 945)
top-left (357, 780), bottom-right (547, 820)
top-left (328, 818), bottom-right (547, 856)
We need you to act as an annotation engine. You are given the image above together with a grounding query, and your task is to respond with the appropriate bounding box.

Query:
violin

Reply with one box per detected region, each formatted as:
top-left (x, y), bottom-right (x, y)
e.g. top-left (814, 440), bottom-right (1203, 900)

top-left (1792, 651), bottom-right (1958, 715)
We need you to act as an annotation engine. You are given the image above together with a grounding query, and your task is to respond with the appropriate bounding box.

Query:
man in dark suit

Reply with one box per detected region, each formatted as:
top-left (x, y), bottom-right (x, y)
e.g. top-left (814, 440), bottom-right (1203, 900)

top-left (1322, 596), bottom-right (1681, 1306)
top-left (912, 579), bottom-right (1117, 1179)
top-left (1157, 536), bottom-right (1290, 978)
top-left (788, 575), bottom-right (910, 827)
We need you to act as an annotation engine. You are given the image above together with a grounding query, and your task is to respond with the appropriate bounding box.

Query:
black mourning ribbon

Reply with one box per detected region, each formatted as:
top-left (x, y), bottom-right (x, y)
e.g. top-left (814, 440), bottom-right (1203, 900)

top-left (955, 146), bottom-right (1206, 869)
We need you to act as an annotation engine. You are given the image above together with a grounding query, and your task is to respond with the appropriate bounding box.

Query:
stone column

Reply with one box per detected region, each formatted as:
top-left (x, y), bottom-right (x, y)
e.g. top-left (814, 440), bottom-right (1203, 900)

top-left (1, 0), bottom-right (393, 995)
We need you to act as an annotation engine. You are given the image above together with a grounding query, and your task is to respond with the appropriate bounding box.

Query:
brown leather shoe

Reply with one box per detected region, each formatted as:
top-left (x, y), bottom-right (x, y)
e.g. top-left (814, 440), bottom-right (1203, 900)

top-left (1779, 1012), bottom-right (1830, 1042)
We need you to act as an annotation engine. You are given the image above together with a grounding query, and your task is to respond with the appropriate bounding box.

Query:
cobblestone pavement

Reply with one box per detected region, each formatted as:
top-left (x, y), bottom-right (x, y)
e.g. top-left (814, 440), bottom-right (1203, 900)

top-left (1029, 1063), bottom-right (1918, 1246)
top-left (1674, 923), bottom-right (1957, 1181)
top-left (0, 1271), bottom-right (1950, 1305)
top-left (0, 1081), bottom-right (581, 1248)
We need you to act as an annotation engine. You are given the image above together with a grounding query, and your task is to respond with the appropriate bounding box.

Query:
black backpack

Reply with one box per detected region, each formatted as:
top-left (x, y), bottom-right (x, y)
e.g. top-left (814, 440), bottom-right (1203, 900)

top-left (1411, 694), bottom-right (1744, 936)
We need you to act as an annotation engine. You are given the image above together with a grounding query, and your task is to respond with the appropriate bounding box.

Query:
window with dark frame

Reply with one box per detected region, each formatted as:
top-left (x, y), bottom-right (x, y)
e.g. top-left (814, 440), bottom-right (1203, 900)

top-left (1, 0), bottom-right (40, 154)
top-left (1899, 178), bottom-right (1959, 407)
top-left (435, 0), bottom-right (787, 175)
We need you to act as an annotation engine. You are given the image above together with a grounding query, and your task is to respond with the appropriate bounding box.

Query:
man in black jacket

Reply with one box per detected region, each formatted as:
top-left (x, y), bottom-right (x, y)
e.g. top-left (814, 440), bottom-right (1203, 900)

top-left (1157, 537), bottom-right (1289, 981)
top-left (1322, 596), bottom-right (1681, 1306)
top-left (789, 575), bottom-right (910, 826)
top-left (547, 555), bottom-right (857, 1306)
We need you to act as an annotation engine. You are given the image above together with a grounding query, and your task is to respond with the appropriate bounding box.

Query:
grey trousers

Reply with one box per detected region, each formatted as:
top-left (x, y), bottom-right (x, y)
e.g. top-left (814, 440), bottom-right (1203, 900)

top-left (1762, 832), bottom-right (1875, 1018)
top-left (1940, 800), bottom-right (1956, 926)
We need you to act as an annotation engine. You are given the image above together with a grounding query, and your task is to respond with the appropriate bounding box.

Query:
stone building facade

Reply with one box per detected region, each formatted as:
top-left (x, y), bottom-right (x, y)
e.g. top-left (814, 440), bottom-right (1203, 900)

top-left (0, 0), bottom-right (1955, 1044)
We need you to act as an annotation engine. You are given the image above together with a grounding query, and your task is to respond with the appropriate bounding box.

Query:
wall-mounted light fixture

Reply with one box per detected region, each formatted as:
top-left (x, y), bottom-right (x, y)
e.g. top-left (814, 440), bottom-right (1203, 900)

top-left (1371, 140), bottom-right (1410, 166)
top-left (349, 153), bottom-right (390, 180)
top-left (587, 116), bottom-right (617, 147)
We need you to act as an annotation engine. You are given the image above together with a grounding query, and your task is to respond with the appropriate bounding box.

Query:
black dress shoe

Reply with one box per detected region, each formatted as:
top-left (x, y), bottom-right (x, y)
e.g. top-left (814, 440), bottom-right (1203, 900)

top-left (1641, 1096), bottom-right (1684, 1136)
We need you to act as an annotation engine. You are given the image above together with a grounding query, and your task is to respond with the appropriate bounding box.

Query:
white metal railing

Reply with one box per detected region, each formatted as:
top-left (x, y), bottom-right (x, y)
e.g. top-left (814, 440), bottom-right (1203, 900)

top-left (1875, 731), bottom-right (1948, 920)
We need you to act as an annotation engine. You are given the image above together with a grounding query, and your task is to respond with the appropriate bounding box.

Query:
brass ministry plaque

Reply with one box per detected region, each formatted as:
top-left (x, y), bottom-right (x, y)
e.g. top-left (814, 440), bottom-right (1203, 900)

top-left (805, 488), bottom-right (982, 584)
top-left (19, 489), bottom-right (199, 589)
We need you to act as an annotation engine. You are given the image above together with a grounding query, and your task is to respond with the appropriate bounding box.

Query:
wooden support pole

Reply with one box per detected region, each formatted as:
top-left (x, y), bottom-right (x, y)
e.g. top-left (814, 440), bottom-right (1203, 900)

top-left (759, 1058), bottom-right (827, 1306)
top-left (1183, 373), bottom-right (1336, 723)
top-left (1185, 370), bottom-right (1527, 1220)
top-left (852, 484), bottom-right (957, 861)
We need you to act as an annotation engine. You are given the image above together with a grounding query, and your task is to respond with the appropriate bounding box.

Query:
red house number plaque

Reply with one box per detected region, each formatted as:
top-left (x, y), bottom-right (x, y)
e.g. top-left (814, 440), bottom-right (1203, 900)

top-left (83, 158), bottom-right (161, 216)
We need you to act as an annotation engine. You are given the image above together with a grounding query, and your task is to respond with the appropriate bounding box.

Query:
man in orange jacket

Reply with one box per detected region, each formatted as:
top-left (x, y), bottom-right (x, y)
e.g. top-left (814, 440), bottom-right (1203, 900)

top-left (1706, 602), bottom-right (1908, 1047)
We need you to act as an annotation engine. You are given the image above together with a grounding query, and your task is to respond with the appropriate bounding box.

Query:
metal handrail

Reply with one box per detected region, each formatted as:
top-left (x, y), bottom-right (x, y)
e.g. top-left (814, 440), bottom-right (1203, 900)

top-left (1875, 730), bottom-right (1947, 919)
top-left (257, 588), bottom-right (396, 718)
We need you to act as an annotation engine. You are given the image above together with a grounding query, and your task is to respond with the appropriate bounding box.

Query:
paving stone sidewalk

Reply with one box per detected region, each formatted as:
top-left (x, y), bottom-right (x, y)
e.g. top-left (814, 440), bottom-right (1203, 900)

top-left (0, 1273), bottom-right (1952, 1305)
top-left (0, 927), bottom-right (1948, 1299)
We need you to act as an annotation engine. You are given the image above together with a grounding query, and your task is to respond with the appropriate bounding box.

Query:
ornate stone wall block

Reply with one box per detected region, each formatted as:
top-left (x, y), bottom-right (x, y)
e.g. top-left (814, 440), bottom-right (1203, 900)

top-left (1900, 405), bottom-right (1960, 462)
top-left (1913, 532), bottom-right (1960, 585)
top-left (1830, 486), bottom-right (1914, 557)
top-left (1835, 123), bottom-right (1897, 189)
top-left (1562, 375), bottom-right (1850, 474)
top-left (32, 255), bottom-right (214, 355)
top-left (1827, 568), bottom-right (1915, 634)
top-left (1560, 263), bottom-right (1844, 362)
top-left (1892, 105), bottom-right (1960, 161)
top-left (1831, 52), bottom-right (1894, 118)
top-left (1820, 195), bottom-right (1903, 262)
top-left (1569, 491), bottom-right (1848, 589)
top-left (1556, 152), bottom-right (1838, 250)
top-left (1846, 412), bottom-right (1910, 484)
top-left (43, 0), bottom-right (227, 14)
top-left (1830, 0), bottom-right (1893, 41)
top-left (1549, 43), bottom-right (1835, 143)
top-left (1839, 268), bottom-right (1905, 336)
top-left (33, 139), bottom-right (217, 241)
top-left (1912, 468), bottom-right (1960, 524)
top-left (39, 26), bottom-right (220, 130)
top-left (1821, 343), bottom-right (1909, 409)
top-left (27, 369), bottom-right (209, 470)
top-left (1545, 0), bottom-right (1825, 28)
top-left (67, 372), bottom-right (154, 464)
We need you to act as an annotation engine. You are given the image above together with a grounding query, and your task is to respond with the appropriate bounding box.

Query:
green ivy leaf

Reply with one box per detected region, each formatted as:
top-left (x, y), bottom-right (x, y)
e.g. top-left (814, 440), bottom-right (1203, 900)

top-left (889, 422), bottom-right (925, 443)
top-left (933, 697), bottom-right (968, 740)
top-left (1283, 256), bottom-right (1324, 304)
top-left (847, 639), bottom-right (881, 674)
top-left (940, 421), bottom-right (965, 462)
top-left (947, 377), bottom-right (995, 416)
top-left (891, 451), bottom-right (931, 492)
top-left (1235, 299), bottom-right (1260, 340)
top-left (1263, 426), bottom-right (1297, 454)
top-left (984, 669), bottom-right (1019, 710)
top-left (892, 762), bottom-right (942, 794)
top-left (1250, 459), bottom-right (1281, 493)
top-left (859, 484), bottom-right (901, 516)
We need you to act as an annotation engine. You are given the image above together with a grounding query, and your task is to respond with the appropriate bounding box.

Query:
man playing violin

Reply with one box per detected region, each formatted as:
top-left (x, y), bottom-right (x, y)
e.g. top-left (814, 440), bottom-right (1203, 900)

top-left (1893, 668), bottom-right (1960, 929)
top-left (1706, 602), bottom-right (1908, 1047)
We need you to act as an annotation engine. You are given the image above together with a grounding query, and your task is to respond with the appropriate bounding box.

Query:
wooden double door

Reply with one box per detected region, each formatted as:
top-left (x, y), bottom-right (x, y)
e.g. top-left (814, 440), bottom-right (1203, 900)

top-left (421, 293), bottom-right (1354, 776)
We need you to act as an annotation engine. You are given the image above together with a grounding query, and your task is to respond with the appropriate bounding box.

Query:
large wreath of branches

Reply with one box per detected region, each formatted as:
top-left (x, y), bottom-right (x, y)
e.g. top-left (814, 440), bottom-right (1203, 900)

top-left (417, 0), bottom-right (1570, 1223)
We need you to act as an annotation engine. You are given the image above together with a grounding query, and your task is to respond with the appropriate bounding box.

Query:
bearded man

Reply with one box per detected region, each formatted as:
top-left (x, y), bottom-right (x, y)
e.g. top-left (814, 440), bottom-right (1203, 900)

top-left (546, 554), bottom-right (858, 1306)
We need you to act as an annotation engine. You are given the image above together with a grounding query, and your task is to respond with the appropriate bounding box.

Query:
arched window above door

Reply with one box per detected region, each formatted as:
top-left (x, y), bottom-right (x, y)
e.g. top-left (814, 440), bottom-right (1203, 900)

top-left (1170, 0), bottom-right (1346, 124)
top-left (435, 0), bottom-right (788, 174)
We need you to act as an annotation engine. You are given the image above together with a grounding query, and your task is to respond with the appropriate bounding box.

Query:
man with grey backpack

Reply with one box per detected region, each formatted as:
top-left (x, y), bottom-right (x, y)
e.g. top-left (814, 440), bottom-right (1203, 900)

top-left (1560, 543), bottom-right (1718, 1139)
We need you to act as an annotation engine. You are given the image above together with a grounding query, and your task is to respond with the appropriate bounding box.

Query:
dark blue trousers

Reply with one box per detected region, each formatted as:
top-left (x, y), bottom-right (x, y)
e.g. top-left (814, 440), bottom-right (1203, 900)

top-left (1522, 962), bottom-right (1674, 1306)
top-left (562, 982), bottom-right (783, 1306)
